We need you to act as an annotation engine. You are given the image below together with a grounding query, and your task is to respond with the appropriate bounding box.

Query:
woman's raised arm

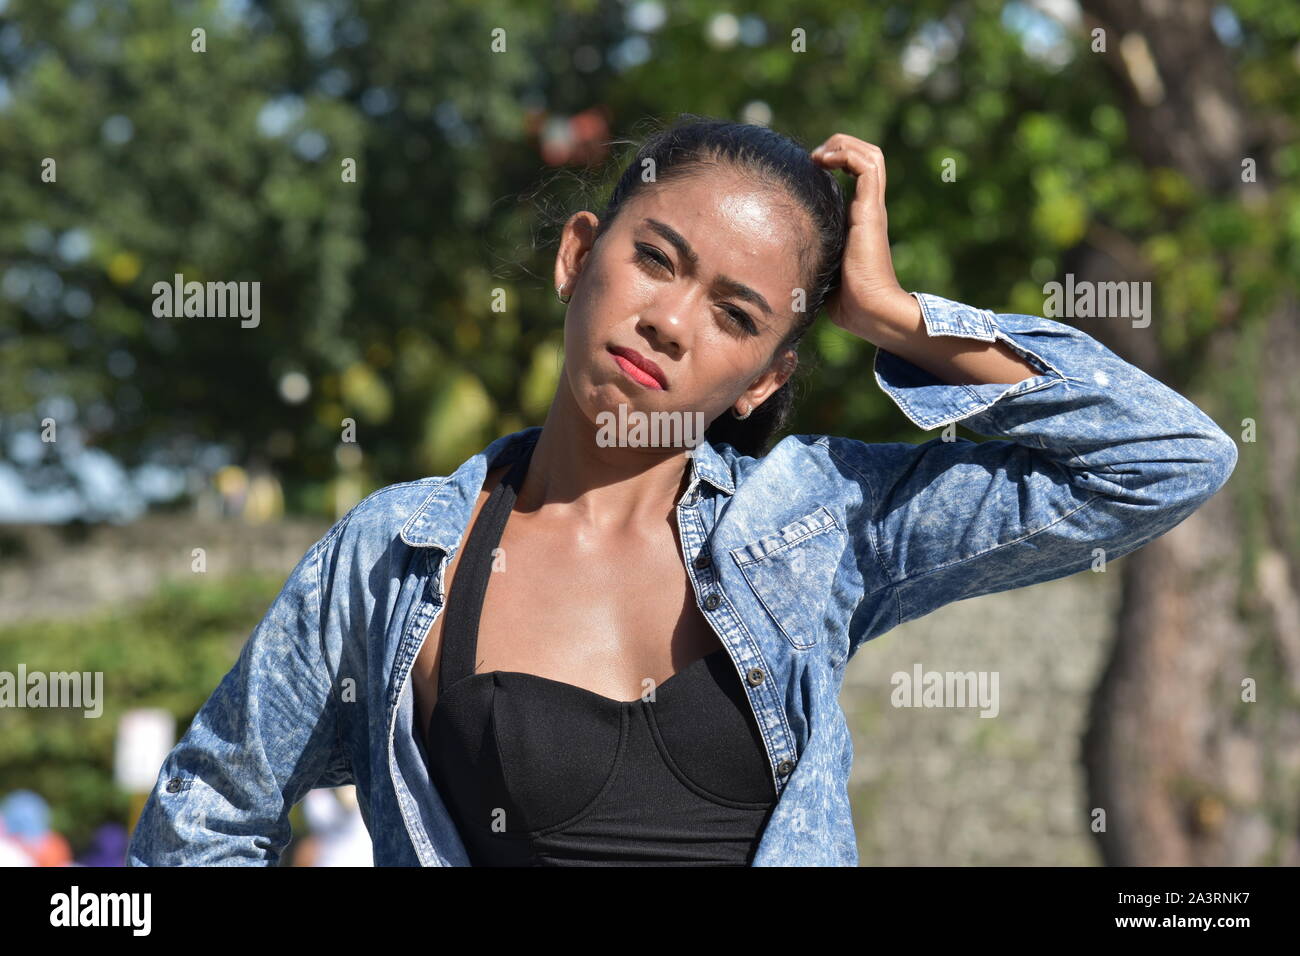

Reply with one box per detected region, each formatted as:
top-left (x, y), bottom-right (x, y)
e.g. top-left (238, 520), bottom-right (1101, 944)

top-left (805, 134), bottom-right (1235, 660)
top-left (827, 291), bottom-right (1237, 661)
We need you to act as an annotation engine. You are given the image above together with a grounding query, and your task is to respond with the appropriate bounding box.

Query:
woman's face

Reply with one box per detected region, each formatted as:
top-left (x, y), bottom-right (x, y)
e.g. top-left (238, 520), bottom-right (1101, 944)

top-left (554, 168), bottom-right (810, 440)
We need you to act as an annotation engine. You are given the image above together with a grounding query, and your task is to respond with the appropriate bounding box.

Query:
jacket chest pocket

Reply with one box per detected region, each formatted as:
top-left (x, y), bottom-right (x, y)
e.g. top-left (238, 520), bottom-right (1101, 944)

top-left (729, 505), bottom-right (845, 649)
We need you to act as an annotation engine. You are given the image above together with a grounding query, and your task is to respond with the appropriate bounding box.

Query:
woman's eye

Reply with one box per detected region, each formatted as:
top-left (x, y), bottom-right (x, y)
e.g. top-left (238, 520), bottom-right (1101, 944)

top-left (635, 243), bottom-right (756, 335)
top-left (633, 244), bottom-right (670, 273)
top-left (722, 307), bottom-right (755, 333)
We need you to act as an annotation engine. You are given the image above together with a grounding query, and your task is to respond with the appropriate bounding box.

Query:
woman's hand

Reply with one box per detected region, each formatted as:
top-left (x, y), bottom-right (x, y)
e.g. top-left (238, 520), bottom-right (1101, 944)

top-left (810, 134), bottom-right (921, 343)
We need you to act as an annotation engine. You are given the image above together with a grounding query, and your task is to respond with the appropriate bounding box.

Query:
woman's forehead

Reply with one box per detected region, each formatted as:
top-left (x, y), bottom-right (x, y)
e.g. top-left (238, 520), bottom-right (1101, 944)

top-left (626, 179), bottom-right (807, 280)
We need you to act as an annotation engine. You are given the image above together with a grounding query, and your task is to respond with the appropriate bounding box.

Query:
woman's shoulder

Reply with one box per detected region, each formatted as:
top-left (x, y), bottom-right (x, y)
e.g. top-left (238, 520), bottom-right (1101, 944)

top-left (725, 431), bottom-right (884, 494)
top-left (728, 431), bottom-right (852, 469)
top-left (317, 476), bottom-right (452, 557)
top-left (324, 426), bottom-right (542, 553)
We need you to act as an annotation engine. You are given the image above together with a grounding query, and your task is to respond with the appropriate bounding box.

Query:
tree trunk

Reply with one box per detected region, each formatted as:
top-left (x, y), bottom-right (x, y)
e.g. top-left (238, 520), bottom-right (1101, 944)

top-left (1073, 0), bottom-right (1300, 865)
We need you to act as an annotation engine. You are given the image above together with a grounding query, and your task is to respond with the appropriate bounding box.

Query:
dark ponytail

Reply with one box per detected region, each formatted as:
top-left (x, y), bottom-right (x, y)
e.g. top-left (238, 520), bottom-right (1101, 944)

top-left (586, 114), bottom-right (848, 457)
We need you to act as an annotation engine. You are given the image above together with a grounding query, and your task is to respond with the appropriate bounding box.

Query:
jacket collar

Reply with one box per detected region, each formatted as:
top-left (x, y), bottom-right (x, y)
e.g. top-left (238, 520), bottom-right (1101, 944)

top-left (399, 425), bottom-right (736, 551)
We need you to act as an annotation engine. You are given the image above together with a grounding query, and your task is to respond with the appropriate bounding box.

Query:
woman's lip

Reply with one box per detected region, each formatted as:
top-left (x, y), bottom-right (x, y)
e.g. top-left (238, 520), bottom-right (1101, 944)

top-left (607, 346), bottom-right (667, 389)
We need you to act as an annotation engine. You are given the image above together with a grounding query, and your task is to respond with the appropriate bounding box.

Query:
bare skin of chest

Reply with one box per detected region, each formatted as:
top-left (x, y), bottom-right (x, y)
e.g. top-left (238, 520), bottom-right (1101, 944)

top-left (411, 464), bottom-right (724, 746)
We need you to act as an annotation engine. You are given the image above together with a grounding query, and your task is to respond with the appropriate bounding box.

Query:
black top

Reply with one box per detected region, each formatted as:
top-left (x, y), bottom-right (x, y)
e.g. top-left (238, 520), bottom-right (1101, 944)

top-left (423, 439), bottom-right (777, 865)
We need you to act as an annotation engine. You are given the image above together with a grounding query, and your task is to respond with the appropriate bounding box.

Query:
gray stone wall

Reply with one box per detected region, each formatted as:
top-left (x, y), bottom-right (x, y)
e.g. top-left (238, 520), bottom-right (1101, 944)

top-left (0, 516), bottom-right (331, 624)
top-left (844, 569), bottom-right (1118, 865)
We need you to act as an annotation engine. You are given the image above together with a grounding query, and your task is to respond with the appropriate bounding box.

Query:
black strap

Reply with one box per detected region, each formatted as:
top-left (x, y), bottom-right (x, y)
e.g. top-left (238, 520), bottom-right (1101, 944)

top-left (437, 442), bottom-right (534, 695)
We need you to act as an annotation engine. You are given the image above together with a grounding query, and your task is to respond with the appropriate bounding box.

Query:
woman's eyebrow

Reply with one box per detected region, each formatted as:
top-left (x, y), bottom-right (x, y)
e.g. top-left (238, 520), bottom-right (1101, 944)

top-left (641, 218), bottom-right (774, 316)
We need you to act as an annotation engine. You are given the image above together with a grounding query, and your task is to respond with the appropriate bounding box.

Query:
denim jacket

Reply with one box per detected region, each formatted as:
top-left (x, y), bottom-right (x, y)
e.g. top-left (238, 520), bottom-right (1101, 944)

top-left (127, 292), bottom-right (1237, 866)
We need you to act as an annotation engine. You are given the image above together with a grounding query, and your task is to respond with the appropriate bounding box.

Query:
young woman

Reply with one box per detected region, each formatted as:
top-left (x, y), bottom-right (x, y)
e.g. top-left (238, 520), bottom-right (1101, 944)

top-left (129, 116), bottom-right (1237, 867)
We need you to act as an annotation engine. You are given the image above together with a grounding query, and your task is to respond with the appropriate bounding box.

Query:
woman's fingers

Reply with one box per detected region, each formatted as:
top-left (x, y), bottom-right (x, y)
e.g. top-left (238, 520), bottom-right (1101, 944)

top-left (811, 135), bottom-right (887, 208)
top-left (813, 145), bottom-right (886, 224)
top-left (808, 134), bottom-right (904, 335)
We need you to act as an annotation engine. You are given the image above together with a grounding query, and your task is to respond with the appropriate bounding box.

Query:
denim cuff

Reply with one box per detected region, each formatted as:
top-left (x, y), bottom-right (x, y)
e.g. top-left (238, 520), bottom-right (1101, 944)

top-left (873, 292), bottom-right (1065, 430)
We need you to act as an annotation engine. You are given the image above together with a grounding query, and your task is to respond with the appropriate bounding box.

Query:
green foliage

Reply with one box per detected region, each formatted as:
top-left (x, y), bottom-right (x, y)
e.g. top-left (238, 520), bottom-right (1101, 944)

top-left (0, 0), bottom-right (1295, 505)
top-left (0, 573), bottom-right (285, 851)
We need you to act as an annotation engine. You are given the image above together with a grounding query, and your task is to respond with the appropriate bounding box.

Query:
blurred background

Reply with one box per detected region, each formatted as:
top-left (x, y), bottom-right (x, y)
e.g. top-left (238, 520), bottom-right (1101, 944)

top-left (0, 0), bottom-right (1296, 866)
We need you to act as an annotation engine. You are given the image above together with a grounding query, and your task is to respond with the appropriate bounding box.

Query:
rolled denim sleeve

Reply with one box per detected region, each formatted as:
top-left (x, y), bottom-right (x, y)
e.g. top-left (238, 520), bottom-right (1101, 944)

top-left (127, 524), bottom-right (352, 866)
top-left (832, 291), bottom-right (1237, 656)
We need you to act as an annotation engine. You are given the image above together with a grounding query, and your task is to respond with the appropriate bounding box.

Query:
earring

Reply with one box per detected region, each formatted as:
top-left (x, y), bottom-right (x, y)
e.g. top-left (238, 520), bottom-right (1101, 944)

top-left (556, 284), bottom-right (571, 304)
top-left (731, 403), bottom-right (753, 421)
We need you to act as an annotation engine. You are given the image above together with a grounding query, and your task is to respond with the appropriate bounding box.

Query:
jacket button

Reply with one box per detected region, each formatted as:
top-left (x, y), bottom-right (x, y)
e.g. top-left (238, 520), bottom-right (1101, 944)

top-left (746, 667), bottom-right (765, 685)
top-left (776, 760), bottom-right (795, 776)
top-left (703, 592), bottom-right (721, 610)
top-left (165, 778), bottom-right (182, 793)
top-left (693, 552), bottom-right (711, 569)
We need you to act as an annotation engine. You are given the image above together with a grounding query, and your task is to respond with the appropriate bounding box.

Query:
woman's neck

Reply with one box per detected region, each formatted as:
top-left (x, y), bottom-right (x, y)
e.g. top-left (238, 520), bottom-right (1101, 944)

top-left (515, 388), bottom-right (696, 535)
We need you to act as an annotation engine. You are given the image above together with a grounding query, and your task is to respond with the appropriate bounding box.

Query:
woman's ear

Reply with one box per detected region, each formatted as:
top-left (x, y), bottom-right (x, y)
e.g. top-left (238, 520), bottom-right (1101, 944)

top-left (554, 212), bottom-right (599, 294)
top-left (781, 348), bottom-right (798, 381)
top-left (769, 348), bottom-right (798, 392)
top-left (742, 348), bottom-right (798, 411)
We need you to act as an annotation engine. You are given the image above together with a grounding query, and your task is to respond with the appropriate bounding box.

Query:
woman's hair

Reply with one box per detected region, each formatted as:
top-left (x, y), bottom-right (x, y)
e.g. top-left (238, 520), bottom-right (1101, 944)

top-left (549, 114), bottom-right (849, 457)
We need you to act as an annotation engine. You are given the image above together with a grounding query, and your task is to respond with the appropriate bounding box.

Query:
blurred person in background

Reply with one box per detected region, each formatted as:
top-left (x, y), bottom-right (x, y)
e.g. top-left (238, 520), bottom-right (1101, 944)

top-left (1, 790), bottom-right (72, 867)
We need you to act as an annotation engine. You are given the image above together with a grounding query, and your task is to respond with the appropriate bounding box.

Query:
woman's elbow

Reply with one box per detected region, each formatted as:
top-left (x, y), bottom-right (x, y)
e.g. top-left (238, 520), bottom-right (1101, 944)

top-left (1184, 424), bottom-right (1238, 507)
